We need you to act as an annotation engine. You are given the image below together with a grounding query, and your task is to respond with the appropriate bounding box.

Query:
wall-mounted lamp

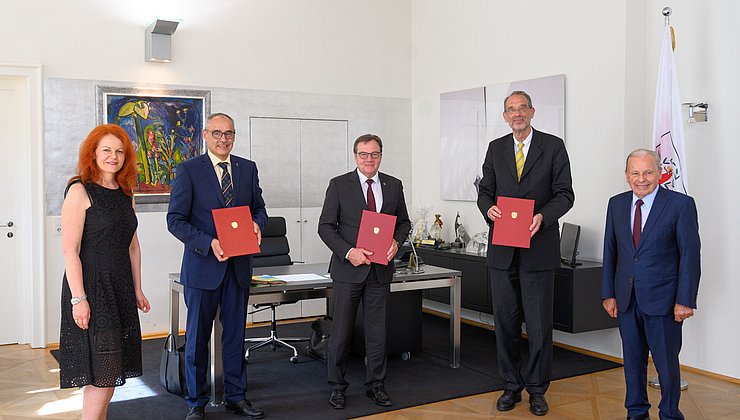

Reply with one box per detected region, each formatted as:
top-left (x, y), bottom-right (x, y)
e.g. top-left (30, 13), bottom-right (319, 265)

top-left (683, 102), bottom-right (708, 123)
top-left (145, 19), bottom-right (179, 62)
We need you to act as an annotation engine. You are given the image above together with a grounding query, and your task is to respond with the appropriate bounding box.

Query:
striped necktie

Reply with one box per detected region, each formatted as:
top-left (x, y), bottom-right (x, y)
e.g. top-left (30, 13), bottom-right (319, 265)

top-left (515, 142), bottom-right (525, 181)
top-left (217, 162), bottom-right (233, 207)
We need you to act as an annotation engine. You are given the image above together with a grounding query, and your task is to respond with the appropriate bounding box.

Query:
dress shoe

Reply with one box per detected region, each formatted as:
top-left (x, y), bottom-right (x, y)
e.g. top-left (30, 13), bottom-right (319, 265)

top-left (224, 399), bottom-right (264, 419)
top-left (185, 406), bottom-right (205, 420)
top-left (626, 415), bottom-right (650, 420)
top-left (329, 389), bottom-right (346, 409)
top-left (529, 393), bottom-right (549, 416)
top-left (366, 386), bottom-right (393, 407)
top-left (496, 390), bottom-right (522, 411)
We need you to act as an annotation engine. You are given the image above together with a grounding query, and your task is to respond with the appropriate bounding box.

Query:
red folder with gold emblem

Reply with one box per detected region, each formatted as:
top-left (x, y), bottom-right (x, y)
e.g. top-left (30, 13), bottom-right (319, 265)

top-left (212, 205), bottom-right (261, 257)
top-left (492, 197), bottom-right (535, 249)
top-left (356, 210), bottom-right (397, 265)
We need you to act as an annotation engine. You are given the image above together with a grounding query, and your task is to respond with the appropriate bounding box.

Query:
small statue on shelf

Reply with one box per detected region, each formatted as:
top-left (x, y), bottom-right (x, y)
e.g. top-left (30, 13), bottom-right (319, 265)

top-left (452, 212), bottom-right (471, 248)
top-left (466, 231), bottom-right (488, 254)
top-left (430, 214), bottom-right (443, 242)
top-left (413, 204), bottom-right (430, 244)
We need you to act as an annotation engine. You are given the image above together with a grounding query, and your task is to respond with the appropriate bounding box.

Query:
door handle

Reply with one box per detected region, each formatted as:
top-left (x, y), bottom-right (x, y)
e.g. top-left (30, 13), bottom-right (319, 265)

top-left (0, 221), bottom-right (13, 228)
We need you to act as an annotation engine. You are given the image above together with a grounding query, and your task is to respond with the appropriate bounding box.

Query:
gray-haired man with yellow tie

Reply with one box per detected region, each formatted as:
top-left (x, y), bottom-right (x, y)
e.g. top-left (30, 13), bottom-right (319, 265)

top-left (477, 91), bottom-right (574, 416)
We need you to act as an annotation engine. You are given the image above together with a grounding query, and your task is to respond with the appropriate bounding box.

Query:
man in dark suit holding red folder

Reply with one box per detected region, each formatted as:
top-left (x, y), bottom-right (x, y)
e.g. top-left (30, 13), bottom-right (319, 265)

top-left (477, 91), bottom-right (574, 416)
top-left (167, 113), bottom-right (267, 420)
top-left (318, 134), bottom-right (411, 410)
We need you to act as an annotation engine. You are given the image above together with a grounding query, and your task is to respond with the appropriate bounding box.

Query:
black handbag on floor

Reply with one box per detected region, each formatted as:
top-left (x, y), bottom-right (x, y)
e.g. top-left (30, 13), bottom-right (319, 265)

top-left (306, 316), bottom-right (332, 362)
top-left (159, 334), bottom-right (188, 396)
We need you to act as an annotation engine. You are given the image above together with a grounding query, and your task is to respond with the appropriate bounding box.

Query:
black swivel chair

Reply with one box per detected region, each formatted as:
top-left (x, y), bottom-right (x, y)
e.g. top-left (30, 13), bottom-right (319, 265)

top-left (246, 216), bottom-right (308, 363)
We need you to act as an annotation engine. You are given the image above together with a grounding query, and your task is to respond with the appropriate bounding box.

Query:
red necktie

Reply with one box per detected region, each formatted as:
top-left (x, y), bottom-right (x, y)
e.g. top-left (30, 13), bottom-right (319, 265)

top-left (633, 199), bottom-right (643, 248)
top-left (366, 179), bottom-right (376, 212)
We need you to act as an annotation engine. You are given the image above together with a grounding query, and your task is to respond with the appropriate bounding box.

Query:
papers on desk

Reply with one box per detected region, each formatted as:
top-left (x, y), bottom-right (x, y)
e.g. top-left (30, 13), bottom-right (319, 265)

top-left (251, 275), bottom-right (286, 287)
top-left (273, 273), bottom-right (328, 282)
top-left (251, 273), bottom-right (329, 287)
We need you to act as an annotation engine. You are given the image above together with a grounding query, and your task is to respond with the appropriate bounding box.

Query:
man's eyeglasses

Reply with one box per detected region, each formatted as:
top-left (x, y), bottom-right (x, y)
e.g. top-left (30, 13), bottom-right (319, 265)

top-left (356, 152), bottom-right (382, 160)
top-left (208, 130), bottom-right (236, 140)
top-left (504, 105), bottom-right (531, 115)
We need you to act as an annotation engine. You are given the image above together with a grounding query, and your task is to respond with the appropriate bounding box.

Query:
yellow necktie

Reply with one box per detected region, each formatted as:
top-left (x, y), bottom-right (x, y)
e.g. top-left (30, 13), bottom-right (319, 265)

top-left (515, 142), bottom-right (525, 181)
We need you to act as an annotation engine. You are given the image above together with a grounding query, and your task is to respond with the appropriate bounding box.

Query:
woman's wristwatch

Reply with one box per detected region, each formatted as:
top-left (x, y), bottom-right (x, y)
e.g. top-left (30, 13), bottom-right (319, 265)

top-left (70, 295), bottom-right (87, 305)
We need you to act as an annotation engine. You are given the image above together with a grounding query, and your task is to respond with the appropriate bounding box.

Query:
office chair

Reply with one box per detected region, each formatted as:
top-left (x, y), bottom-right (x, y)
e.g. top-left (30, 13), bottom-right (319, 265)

top-left (246, 216), bottom-right (308, 363)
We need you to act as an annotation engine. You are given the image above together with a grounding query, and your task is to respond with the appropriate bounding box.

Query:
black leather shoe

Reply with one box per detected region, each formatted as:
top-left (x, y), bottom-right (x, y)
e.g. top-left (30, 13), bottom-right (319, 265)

top-left (329, 389), bottom-right (346, 409)
top-left (224, 400), bottom-right (264, 419)
top-left (366, 387), bottom-right (393, 407)
top-left (496, 390), bottom-right (522, 411)
top-left (626, 415), bottom-right (650, 420)
top-left (185, 406), bottom-right (205, 420)
top-left (529, 393), bottom-right (549, 416)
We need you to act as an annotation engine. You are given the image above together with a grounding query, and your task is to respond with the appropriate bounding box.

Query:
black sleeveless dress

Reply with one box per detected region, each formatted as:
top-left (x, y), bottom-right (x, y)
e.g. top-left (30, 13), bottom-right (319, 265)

top-left (59, 182), bottom-right (143, 388)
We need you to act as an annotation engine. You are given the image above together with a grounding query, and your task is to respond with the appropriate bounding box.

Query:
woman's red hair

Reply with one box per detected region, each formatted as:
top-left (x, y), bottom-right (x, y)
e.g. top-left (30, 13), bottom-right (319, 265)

top-left (68, 124), bottom-right (138, 195)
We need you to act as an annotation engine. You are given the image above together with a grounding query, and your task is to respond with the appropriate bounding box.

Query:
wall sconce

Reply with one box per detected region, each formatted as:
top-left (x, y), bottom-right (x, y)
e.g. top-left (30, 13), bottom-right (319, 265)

top-left (145, 19), bottom-right (179, 62)
top-left (683, 102), bottom-right (708, 123)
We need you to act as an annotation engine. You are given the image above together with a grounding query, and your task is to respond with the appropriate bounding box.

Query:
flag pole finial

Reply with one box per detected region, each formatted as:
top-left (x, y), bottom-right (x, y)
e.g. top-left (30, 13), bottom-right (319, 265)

top-left (662, 7), bottom-right (672, 27)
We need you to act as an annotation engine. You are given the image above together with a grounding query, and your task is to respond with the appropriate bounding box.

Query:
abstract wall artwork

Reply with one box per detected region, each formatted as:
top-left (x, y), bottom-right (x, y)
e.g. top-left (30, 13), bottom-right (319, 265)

top-left (440, 75), bottom-right (565, 201)
top-left (97, 86), bottom-right (211, 202)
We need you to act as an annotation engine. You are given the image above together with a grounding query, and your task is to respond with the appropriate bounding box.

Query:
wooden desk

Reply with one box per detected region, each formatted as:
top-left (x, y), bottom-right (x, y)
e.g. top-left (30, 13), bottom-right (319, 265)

top-left (168, 263), bottom-right (462, 405)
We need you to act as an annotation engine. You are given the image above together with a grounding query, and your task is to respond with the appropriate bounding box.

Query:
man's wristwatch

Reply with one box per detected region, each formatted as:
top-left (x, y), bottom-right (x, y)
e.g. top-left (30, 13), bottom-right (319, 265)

top-left (70, 295), bottom-right (87, 305)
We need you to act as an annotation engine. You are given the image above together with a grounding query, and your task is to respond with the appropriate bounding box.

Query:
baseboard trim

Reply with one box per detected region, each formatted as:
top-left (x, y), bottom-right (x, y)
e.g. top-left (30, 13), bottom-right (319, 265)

top-left (422, 308), bottom-right (740, 385)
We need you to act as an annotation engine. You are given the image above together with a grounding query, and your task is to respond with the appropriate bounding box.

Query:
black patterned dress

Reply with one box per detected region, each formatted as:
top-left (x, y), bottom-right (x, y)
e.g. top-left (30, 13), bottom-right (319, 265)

top-left (59, 182), bottom-right (143, 388)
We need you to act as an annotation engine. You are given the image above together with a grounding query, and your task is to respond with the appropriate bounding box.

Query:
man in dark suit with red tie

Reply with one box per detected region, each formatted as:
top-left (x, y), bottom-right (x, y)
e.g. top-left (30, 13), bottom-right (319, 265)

top-left (318, 134), bottom-right (411, 410)
top-left (602, 149), bottom-right (701, 420)
top-left (477, 91), bottom-right (574, 416)
top-left (167, 113), bottom-right (267, 420)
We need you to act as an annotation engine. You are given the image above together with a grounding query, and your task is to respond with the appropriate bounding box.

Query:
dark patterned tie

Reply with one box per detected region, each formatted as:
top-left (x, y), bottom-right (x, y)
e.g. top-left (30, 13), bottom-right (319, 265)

top-left (366, 179), bottom-right (376, 212)
top-left (633, 199), bottom-right (643, 248)
top-left (218, 162), bottom-right (233, 207)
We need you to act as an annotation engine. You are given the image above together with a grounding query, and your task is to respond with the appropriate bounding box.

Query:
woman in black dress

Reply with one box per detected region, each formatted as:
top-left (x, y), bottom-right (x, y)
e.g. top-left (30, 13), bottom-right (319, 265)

top-left (59, 124), bottom-right (150, 419)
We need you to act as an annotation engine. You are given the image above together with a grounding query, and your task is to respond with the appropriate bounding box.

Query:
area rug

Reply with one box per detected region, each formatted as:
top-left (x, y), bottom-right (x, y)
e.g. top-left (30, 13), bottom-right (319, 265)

top-left (51, 313), bottom-right (621, 419)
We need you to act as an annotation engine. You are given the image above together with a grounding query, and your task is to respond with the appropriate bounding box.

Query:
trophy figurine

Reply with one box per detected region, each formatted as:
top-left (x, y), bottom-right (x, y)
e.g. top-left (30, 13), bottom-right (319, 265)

top-left (430, 214), bottom-right (443, 243)
top-left (413, 204), bottom-right (430, 244)
top-left (453, 212), bottom-right (471, 248)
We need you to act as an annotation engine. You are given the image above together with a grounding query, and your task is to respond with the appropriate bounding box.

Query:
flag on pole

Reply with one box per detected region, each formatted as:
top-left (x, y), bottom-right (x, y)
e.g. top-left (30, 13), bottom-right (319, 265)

top-left (652, 25), bottom-right (688, 194)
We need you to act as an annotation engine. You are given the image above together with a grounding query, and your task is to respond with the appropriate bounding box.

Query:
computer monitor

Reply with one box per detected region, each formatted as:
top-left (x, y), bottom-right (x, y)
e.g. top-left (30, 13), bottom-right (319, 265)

top-left (560, 222), bottom-right (581, 266)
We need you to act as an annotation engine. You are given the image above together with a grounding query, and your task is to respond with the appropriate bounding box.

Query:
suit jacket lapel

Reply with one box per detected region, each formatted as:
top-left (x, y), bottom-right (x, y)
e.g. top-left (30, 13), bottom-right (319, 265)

top-left (637, 187), bottom-right (668, 251)
top-left (498, 134), bottom-right (519, 182)
top-left (378, 172), bottom-right (390, 213)
top-left (230, 158), bottom-right (240, 204)
top-left (348, 170), bottom-right (366, 210)
top-left (520, 129), bottom-right (543, 181)
top-left (201, 154), bottom-right (226, 207)
top-left (616, 193), bottom-right (634, 250)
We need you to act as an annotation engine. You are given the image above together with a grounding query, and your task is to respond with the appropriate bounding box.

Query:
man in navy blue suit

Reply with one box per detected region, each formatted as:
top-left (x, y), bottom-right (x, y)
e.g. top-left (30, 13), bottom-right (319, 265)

top-left (167, 113), bottom-right (267, 420)
top-left (602, 149), bottom-right (701, 420)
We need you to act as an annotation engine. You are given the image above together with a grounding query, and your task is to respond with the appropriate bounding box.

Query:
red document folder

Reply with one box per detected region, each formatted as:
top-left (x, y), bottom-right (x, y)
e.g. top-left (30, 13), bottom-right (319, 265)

top-left (492, 197), bottom-right (535, 249)
top-left (356, 210), bottom-right (397, 265)
top-left (212, 205), bottom-right (261, 257)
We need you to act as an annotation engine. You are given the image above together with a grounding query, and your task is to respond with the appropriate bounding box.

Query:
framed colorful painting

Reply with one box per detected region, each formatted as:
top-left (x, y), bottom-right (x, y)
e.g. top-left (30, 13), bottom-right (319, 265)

top-left (96, 86), bottom-right (211, 203)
